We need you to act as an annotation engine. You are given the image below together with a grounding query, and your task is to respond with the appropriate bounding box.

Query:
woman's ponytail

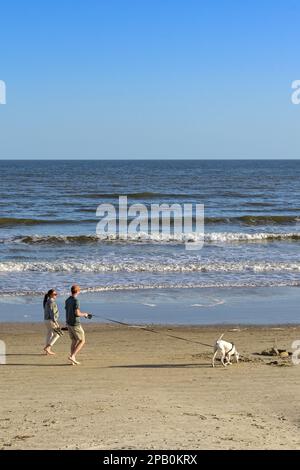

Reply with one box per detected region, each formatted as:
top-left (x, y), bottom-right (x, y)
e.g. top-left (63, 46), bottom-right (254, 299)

top-left (43, 289), bottom-right (55, 308)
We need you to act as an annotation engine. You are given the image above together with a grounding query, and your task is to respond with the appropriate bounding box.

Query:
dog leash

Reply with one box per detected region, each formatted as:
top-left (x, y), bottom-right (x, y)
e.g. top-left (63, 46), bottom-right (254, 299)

top-left (92, 315), bottom-right (213, 348)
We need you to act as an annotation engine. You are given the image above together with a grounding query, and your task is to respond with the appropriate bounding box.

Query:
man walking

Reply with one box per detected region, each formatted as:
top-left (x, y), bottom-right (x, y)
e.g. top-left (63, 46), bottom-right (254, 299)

top-left (65, 285), bottom-right (91, 365)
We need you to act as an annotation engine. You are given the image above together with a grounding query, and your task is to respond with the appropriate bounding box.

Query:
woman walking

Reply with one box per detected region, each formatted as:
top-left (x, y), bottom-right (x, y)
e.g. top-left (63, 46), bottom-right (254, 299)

top-left (43, 289), bottom-right (61, 355)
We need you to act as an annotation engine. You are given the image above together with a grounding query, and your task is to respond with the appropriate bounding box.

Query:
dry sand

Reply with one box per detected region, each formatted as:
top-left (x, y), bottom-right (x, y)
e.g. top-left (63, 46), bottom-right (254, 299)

top-left (1, 323), bottom-right (300, 450)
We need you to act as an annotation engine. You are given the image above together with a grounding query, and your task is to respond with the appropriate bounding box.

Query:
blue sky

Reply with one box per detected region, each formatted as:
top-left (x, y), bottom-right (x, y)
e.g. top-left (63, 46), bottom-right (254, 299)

top-left (0, 0), bottom-right (299, 159)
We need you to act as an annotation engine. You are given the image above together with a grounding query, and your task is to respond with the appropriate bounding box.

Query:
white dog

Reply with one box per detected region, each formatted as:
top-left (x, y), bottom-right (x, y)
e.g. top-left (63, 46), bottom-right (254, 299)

top-left (212, 333), bottom-right (239, 367)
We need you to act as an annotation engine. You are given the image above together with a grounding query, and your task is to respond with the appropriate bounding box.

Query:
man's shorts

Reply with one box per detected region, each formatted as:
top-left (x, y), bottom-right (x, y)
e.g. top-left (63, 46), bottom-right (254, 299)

top-left (68, 324), bottom-right (85, 342)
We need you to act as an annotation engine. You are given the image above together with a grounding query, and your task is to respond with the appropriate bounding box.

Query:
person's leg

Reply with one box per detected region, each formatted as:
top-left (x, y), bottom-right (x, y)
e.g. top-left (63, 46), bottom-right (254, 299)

top-left (68, 327), bottom-right (76, 357)
top-left (72, 339), bottom-right (85, 358)
top-left (70, 339), bottom-right (78, 356)
top-left (68, 327), bottom-right (80, 364)
top-left (69, 326), bottom-right (85, 364)
top-left (45, 321), bottom-right (52, 346)
top-left (49, 331), bottom-right (60, 347)
top-left (44, 321), bottom-right (55, 355)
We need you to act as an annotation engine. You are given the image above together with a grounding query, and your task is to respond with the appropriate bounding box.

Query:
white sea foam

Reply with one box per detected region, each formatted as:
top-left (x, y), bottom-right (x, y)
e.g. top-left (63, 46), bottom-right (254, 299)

top-left (1, 280), bottom-right (300, 297)
top-left (191, 298), bottom-right (225, 307)
top-left (2, 231), bottom-right (300, 245)
top-left (1, 259), bottom-right (300, 273)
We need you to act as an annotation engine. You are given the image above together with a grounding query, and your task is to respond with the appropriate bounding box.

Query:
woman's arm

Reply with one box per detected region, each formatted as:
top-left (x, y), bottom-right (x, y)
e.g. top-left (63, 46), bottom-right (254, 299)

top-left (50, 302), bottom-right (59, 323)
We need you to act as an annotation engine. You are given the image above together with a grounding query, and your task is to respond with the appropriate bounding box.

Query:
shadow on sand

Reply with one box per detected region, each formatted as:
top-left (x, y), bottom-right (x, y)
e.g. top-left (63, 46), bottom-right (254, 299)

top-left (109, 362), bottom-right (210, 369)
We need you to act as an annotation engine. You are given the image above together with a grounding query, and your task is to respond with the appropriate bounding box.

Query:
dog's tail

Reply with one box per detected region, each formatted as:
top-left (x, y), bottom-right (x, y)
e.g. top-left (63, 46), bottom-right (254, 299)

top-left (217, 333), bottom-right (225, 342)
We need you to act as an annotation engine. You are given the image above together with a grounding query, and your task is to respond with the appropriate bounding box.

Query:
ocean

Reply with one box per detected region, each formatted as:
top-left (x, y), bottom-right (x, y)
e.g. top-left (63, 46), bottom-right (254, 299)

top-left (1, 159), bottom-right (300, 323)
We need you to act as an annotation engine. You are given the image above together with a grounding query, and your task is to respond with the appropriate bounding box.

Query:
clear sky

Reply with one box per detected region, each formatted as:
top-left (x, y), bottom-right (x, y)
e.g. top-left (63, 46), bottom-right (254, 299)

top-left (0, 0), bottom-right (299, 159)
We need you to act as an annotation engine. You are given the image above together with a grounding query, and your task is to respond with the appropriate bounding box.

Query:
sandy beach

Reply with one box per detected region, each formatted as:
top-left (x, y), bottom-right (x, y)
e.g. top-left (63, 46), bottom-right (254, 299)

top-left (1, 322), bottom-right (300, 450)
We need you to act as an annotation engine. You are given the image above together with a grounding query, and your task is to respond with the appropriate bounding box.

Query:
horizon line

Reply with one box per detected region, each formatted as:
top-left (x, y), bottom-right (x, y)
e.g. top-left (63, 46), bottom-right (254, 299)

top-left (0, 157), bottom-right (300, 161)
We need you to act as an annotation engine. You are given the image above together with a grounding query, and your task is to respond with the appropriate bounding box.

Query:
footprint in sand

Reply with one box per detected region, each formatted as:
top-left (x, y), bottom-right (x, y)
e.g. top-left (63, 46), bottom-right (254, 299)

top-left (13, 435), bottom-right (34, 441)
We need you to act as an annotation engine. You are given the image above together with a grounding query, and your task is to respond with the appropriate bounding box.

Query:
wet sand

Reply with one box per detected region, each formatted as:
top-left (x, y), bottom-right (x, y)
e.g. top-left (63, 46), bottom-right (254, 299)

top-left (1, 323), bottom-right (300, 449)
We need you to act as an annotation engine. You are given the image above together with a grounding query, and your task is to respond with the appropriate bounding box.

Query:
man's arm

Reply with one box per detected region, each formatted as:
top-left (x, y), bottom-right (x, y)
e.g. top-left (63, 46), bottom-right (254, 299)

top-left (75, 308), bottom-right (89, 319)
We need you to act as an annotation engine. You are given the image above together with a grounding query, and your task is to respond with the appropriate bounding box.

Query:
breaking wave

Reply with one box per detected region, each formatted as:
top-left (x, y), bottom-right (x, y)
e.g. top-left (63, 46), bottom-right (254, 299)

top-left (0, 217), bottom-right (82, 227)
top-left (1, 260), bottom-right (300, 273)
top-left (206, 215), bottom-right (300, 225)
top-left (2, 231), bottom-right (300, 245)
top-left (1, 214), bottom-right (300, 228)
top-left (1, 280), bottom-right (300, 297)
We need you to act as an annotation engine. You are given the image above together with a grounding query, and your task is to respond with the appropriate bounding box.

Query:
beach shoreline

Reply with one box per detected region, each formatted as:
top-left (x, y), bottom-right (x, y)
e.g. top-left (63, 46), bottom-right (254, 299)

top-left (1, 285), bottom-right (300, 325)
top-left (1, 323), bottom-right (300, 450)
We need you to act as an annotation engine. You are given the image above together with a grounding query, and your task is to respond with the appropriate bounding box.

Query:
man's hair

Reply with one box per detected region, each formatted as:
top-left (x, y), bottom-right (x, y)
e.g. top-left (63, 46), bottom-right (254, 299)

top-left (71, 285), bottom-right (80, 295)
